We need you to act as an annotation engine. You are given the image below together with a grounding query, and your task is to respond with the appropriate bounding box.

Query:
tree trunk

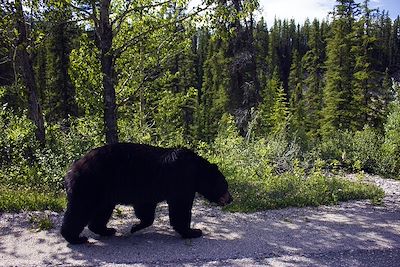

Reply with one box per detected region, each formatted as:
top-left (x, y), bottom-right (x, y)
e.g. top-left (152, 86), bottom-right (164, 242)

top-left (59, 23), bottom-right (78, 120)
top-left (15, 0), bottom-right (45, 145)
top-left (98, 0), bottom-right (118, 144)
top-left (227, 0), bottom-right (260, 135)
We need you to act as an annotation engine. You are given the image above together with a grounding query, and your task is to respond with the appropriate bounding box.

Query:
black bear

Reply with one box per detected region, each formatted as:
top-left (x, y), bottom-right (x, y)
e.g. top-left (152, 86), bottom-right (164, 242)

top-left (61, 143), bottom-right (232, 244)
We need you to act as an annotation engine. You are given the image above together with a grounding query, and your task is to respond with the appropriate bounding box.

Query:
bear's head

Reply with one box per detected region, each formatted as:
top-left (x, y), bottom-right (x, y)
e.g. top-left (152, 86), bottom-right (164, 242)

top-left (196, 161), bottom-right (233, 206)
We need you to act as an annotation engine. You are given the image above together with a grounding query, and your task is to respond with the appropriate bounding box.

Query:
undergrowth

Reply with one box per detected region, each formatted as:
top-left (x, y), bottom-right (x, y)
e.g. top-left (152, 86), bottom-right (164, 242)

top-left (0, 187), bottom-right (66, 212)
top-left (0, 113), bottom-right (388, 213)
top-left (201, 115), bottom-right (385, 212)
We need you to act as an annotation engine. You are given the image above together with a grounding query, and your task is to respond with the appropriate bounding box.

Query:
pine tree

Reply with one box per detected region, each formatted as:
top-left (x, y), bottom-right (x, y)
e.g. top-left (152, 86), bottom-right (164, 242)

top-left (43, 5), bottom-right (79, 122)
top-left (288, 50), bottom-right (305, 139)
top-left (254, 69), bottom-right (289, 136)
top-left (267, 19), bottom-right (281, 78)
top-left (298, 19), bottom-right (311, 55)
top-left (378, 68), bottom-right (394, 123)
top-left (390, 16), bottom-right (400, 73)
top-left (225, 0), bottom-right (260, 135)
top-left (254, 17), bottom-right (269, 90)
top-left (302, 19), bottom-right (325, 140)
top-left (373, 11), bottom-right (392, 72)
top-left (271, 79), bottom-right (290, 134)
top-left (195, 37), bottom-right (229, 141)
top-left (321, 0), bottom-right (359, 138)
top-left (351, 0), bottom-right (383, 129)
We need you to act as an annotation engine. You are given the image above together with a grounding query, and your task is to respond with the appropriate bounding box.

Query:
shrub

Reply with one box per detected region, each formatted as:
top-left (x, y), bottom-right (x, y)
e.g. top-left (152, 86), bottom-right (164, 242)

top-left (317, 130), bottom-right (354, 170)
top-left (351, 126), bottom-right (383, 173)
top-left (199, 115), bottom-right (384, 212)
top-left (380, 102), bottom-right (400, 178)
top-left (0, 111), bottom-right (104, 192)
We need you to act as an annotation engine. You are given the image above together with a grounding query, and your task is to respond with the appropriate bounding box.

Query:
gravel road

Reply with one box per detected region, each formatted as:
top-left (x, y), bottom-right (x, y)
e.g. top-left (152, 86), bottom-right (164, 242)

top-left (1, 175), bottom-right (399, 267)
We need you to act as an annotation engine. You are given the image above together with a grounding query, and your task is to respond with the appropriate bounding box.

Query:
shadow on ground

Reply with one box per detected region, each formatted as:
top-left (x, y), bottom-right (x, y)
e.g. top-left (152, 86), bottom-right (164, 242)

top-left (0, 197), bottom-right (399, 266)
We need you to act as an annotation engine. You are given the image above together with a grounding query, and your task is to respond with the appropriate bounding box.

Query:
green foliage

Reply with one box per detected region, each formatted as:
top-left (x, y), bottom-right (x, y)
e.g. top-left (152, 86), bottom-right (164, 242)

top-left (0, 107), bottom-right (38, 187)
top-left (68, 35), bottom-right (103, 116)
top-left (29, 213), bottom-right (54, 231)
top-left (195, 38), bottom-right (229, 141)
top-left (351, 126), bottom-right (383, 173)
top-left (271, 83), bottom-right (290, 134)
top-left (198, 116), bottom-right (383, 212)
top-left (0, 106), bottom-right (104, 192)
top-left (0, 187), bottom-right (65, 212)
top-left (1, 0), bottom-right (400, 213)
top-left (288, 50), bottom-right (306, 142)
top-left (308, 125), bottom-right (396, 177)
top-left (254, 70), bottom-right (289, 136)
top-left (153, 88), bottom-right (197, 146)
top-left (381, 102), bottom-right (400, 177)
top-left (118, 109), bottom-right (154, 145)
top-left (317, 131), bottom-right (354, 170)
top-left (321, 0), bottom-right (358, 138)
top-left (302, 19), bottom-right (325, 140)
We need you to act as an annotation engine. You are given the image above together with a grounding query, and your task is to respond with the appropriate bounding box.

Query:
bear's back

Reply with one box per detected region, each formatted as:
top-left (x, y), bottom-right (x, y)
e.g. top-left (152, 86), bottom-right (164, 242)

top-left (65, 143), bottom-right (196, 203)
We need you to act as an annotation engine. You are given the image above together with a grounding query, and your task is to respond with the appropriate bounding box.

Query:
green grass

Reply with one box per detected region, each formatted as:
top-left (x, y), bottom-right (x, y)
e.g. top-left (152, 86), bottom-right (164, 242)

top-left (0, 173), bottom-right (384, 214)
top-left (29, 213), bottom-right (54, 231)
top-left (224, 172), bottom-right (385, 213)
top-left (0, 187), bottom-right (66, 212)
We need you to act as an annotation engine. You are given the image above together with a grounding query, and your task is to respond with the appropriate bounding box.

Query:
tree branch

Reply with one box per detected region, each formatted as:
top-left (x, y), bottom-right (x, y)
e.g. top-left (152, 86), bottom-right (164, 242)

top-left (114, 4), bottom-right (210, 59)
top-left (112, 0), bottom-right (174, 36)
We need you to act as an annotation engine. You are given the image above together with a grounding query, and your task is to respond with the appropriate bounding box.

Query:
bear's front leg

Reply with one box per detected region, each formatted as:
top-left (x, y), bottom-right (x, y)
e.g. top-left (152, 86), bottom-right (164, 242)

top-left (167, 198), bottom-right (202, 239)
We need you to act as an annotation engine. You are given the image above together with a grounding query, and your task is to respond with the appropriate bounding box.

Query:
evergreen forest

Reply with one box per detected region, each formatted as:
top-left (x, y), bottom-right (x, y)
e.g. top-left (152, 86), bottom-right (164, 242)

top-left (0, 0), bottom-right (399, 212)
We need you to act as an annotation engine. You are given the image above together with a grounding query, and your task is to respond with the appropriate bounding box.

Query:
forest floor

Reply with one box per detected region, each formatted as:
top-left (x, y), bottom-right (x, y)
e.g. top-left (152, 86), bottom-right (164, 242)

top-left (0, 174), bottom-right (399, 267)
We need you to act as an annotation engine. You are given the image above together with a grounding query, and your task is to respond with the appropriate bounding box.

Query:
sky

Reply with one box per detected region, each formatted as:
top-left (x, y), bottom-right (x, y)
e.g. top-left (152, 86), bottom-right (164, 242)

top-left (258, 0), bottom-right (400, 26)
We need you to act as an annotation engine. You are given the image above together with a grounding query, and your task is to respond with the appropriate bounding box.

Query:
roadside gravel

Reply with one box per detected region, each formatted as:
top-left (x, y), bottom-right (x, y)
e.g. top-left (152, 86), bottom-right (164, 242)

top-left (0, 174), bottom-right (399, 266)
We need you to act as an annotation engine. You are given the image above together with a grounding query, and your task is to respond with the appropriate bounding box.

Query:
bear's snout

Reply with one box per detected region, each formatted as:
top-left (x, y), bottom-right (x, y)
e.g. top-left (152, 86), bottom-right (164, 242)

top-left (218, 191), bottom-right (233, 206)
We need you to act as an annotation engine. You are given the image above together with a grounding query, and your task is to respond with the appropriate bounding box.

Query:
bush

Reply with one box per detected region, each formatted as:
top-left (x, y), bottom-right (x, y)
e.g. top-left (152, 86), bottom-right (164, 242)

top-left (380, 102), bottom-right (400, 178)
top-left (317, 130), bottom-right (354, 171)
top-left (351, 126), bottom-right (383, 173)
top-left (0, 110), bottom-right (104, 192)
top-left (199, 115), bottom-right (384, 212)
top-left (0, 109), bottom-right (388, 213)
top-left (0, 108), bottom-right (40, 189)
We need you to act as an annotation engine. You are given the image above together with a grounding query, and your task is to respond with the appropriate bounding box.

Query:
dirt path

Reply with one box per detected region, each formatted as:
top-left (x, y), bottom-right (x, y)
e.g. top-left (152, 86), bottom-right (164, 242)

top-left (1, 175), bottom-right (399, 266)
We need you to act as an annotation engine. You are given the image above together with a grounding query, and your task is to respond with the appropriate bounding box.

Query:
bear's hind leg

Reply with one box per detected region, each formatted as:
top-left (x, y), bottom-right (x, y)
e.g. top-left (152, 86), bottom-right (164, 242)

top-left (88, 203), bottom-right (116, 236)
top-left (61, 200), bottom-right (90, 244)
top-left (130, 202), bottom-right (157, 233)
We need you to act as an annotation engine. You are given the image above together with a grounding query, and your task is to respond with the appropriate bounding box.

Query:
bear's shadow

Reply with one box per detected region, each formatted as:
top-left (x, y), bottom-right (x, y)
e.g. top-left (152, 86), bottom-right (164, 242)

top-left (64, 226), bottom-right (238, 266)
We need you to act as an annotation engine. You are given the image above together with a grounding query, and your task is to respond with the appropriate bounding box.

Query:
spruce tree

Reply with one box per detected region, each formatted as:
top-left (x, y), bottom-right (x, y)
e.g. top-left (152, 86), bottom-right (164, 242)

top-left (267, 19), bottom-right (281, 78)
top-left (321, 0), bottom-right (359, 138)
top-left (271, 79), bottom-right (290, 134)
top-left (254, 69), bottom-right (289, 135)
top-left (390, 16), bottom-right (400, 73)
top-left (254, 17), bottom-right (269, 91)
top-left (288, 50), bottom-right (305, 139)
top-left (43, 5), bottom-right (79, 122)
top-left (302, 19), bottom-right (325, 140)
top-left (351, 0), bottom-right (393, 130)
top-left (195, 37), bottom-right (229, 141)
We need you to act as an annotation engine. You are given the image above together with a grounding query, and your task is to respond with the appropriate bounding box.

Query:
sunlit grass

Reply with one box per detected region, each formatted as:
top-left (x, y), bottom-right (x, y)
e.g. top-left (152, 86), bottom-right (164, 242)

top-left (0, 186), bottom-right (66, 212)
top-left (225, 172), bottom-right (384, 212)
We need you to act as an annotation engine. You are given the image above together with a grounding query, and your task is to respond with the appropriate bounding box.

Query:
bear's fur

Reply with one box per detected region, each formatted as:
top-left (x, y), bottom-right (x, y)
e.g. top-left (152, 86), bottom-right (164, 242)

top-left (60, 143), bottom-right (232, 244)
